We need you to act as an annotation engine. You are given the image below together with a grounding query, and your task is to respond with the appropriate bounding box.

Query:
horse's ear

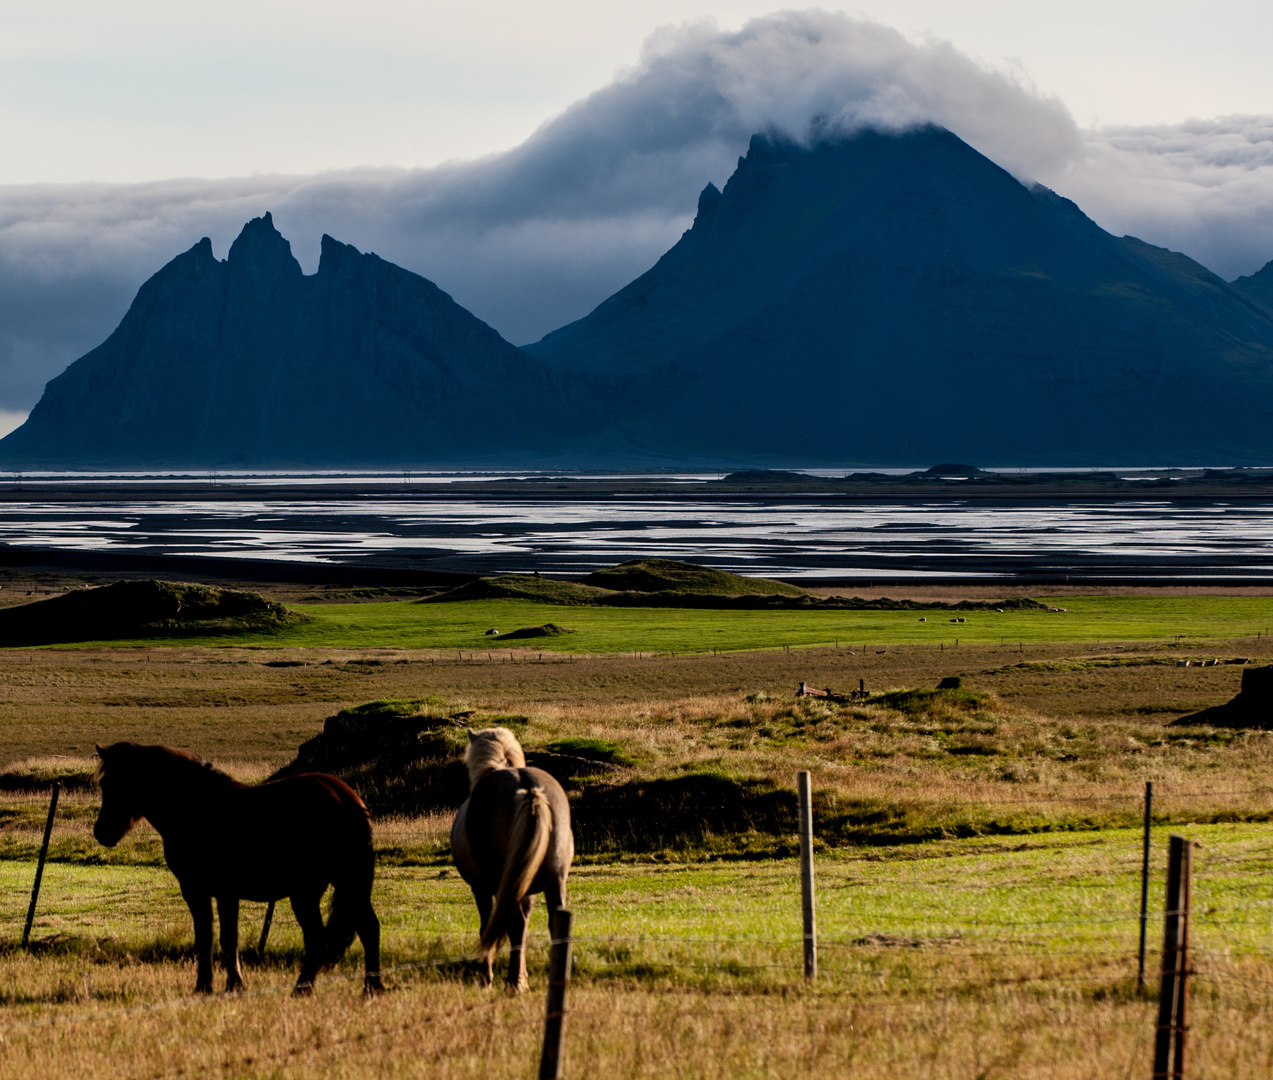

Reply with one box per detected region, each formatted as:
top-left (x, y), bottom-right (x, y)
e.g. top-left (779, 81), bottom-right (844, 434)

top-left (95, 743), bottom-right (107, 758)
top-left (466, 729), bottom-right (475, 742)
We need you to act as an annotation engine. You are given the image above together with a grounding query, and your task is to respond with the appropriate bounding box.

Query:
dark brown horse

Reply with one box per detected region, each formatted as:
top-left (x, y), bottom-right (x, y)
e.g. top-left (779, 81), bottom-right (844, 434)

top-left (94, 742), bottom-right (382, 996)
top-left (451, 727), bottom-right (573, 992)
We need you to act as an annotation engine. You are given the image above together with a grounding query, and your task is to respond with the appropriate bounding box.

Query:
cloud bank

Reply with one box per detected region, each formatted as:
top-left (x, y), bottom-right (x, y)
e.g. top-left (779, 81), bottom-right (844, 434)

top-left (3, 10), bottom-right (1273, 413)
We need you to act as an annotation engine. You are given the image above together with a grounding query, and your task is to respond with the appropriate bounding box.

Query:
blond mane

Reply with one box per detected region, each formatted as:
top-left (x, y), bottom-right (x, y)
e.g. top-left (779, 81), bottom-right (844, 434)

top-left (465, 727), bottom-right (526, 790)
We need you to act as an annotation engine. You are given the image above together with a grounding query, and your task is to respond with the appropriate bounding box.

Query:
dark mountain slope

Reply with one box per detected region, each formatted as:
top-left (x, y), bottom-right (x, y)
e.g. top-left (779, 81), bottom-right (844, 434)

top-left (526, 127), bottom-right (1273, 465)
top-left (1233, 259), bottom-right (1273, 315)
top-left (0, 215), bottom-right (581, 467)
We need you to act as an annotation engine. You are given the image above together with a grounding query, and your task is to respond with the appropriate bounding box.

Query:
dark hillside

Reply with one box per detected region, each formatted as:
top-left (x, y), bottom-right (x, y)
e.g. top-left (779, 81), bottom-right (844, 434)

top-left (0, 580), bottom-right (303, 645)
top-left (1233, 259), bottom-right (1273, 315)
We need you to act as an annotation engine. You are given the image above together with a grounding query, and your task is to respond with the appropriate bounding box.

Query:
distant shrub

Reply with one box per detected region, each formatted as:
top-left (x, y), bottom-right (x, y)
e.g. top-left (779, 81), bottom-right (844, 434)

top-left (544, 737), bottom-right (635, 767)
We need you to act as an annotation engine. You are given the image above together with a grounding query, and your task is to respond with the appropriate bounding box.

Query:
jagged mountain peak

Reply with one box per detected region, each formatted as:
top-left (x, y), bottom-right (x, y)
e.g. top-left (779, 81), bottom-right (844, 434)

top-left (0, 218), bottom-right (578, 467)
top-left (226, 211), bottom-right (302, 280)
top-left (695, 182), bottom-right (722, 222)
top-left (1232, 258), bottom-right (1273, 315)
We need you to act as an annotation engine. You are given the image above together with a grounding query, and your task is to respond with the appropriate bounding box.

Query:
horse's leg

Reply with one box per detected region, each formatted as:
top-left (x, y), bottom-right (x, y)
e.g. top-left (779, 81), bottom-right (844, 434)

top-left (357, 898), bottom-right (383, 996)
top-left (505, 894), bottom-right (532, 995)
top-left (181, 887), bottom-right (214, 994)
top-left (216, 896), bottom-right (245, 992)
top-left (290, 891), bottom-right (325, 996)
top-left (472, 888), bottom-right (494, 987)
top-left (544, 874), bottom-right (567, 934)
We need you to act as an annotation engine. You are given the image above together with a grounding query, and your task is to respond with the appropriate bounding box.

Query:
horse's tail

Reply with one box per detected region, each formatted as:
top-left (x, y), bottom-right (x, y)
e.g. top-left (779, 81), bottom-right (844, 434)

top-left (323, 886), bottom-right (362, 971)
top-left (323, 826), bottom-right (376, 971)
top-left (480, 786), bottom-right (552, 959)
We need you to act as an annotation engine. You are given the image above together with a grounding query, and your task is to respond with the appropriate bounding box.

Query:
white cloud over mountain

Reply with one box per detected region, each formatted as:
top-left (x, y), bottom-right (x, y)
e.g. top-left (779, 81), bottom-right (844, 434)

top-left (3, 10), bottom-right (1272, 413)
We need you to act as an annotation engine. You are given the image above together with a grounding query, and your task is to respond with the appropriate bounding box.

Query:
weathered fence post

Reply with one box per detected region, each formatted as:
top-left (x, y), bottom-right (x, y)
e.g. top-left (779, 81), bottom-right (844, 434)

top-left (1138, 781), bottom-right (1154, 989)
top-left (797, 770), bottom-right (817, 979)
top-left (23, 778), bottom-right (61, 947)
top-left (1153, 835), bottom-right (1192, 1079)
top-left (539, 908), bottom-right (574, 1080)
top-left (259, 899), bottom-right (276, 953)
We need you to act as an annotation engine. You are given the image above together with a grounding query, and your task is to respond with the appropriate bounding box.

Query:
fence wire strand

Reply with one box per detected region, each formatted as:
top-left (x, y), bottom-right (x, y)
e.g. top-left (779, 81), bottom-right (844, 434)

top-left (3, 780), bottom-right (1270, 1065)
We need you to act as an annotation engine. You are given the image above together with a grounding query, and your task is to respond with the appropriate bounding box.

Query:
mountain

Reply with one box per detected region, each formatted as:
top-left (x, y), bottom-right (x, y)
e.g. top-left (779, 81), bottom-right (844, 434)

top-left (1233, 260), bottom-right (1273, 316)
top-left (0, 214), bottom-right (582, 467)
top-left (526, 127), bottom-right (1273, 466)
top-left (8, 131), bottom-right (1273, 469)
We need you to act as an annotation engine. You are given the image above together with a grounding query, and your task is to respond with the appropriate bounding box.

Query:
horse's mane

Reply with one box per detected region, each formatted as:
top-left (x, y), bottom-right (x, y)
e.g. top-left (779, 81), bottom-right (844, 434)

top-left (98, 743), bottom-right (241, 791)
top-left (465, 727), bottom-right (525, 790)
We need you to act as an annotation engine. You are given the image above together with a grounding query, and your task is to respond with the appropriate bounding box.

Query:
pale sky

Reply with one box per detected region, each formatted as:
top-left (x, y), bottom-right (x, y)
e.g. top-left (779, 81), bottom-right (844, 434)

top-left (3, 0), bottom-right (1272, 183)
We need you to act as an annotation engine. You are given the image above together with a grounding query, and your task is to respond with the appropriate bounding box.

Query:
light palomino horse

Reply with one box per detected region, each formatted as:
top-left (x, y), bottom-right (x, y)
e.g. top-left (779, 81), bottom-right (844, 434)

top-left (94, 742), bottom-right (382, 996)
top-left (450, 727), bottom-right (574, 992)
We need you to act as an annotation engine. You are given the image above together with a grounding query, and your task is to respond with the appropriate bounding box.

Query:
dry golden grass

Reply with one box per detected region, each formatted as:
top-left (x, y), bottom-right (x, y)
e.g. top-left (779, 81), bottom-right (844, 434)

top-left (3, 640), bottom-right (1273, 861)
top-left (3, 830), bottom-right (1272, 1078)
top-left (2, 637), bottom-right (1273, 1075)
top-left (0, 637), bottom-right (1269, 765)
top-left (0, 976), bottom-right (1242, 1080)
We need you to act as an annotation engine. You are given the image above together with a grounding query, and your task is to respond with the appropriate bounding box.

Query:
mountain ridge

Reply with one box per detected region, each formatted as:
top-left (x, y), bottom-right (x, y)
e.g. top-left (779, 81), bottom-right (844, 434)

top-left (526, 126), bottom-right (1273, 465)
top-left (0, 213), bottom-right (584, 467)
top-left (6, 128), bottom-right (1273, 468)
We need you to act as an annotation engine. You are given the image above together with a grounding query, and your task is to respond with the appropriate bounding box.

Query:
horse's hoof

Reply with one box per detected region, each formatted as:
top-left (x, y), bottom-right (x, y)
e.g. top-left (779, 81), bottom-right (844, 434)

top-left (292, 981), bottom-right (314, 998)
top-left (363, 976), bottom-right (384, 998)
top-left (194, 983), bottom-right (213, 995)
top-left (505, 980), bottom-right (529, 996)
top-left (226, 980), bottom-right (245, 994)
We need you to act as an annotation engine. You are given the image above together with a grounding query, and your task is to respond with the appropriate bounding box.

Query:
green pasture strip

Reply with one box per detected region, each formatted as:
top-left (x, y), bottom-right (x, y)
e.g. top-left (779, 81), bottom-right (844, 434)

top-left (4, 823), bottom-right (1268, 994)
top-left (25, 594), bottom-right (1273, 654)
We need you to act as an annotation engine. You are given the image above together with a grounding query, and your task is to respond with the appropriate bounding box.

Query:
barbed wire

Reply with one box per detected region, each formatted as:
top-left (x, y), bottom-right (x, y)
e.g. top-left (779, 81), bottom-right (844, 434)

top-left (3, 784), bottom-right (1270, 1058)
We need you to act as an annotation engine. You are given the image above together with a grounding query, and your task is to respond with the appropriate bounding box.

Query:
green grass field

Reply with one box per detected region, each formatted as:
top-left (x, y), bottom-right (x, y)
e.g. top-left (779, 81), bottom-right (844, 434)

top-left (3, 593), bottom-right (1273, 1076)
top-left (10, 822), bottom-right (1270, 975)
top-left (38, 593), bottom-right (1273, 653)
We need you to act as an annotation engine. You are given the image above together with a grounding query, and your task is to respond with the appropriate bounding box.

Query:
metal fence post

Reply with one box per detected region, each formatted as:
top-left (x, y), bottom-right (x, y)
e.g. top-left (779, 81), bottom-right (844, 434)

top-left (23, 779), bottom-right (61, 947)
top-left (797, 770), bottom-right (817, 980)
top-left (1174, 839), bottom-right (1192, 1080)
top-left (258, 899), bottom-right (276, 953)
top-left (1153, 835), bottom-right (1192, 1079)
top-left (539, 908), bottom-right (574, 1080)
top-left (1138, 781), bottom-right (1154, 989)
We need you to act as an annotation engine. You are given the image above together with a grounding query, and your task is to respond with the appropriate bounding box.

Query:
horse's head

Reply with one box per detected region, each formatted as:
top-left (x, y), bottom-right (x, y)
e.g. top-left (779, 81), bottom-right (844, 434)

top-left (465, 727), bottom-right (526, 789)
top-left (93, 742), bottom-right (144, 846)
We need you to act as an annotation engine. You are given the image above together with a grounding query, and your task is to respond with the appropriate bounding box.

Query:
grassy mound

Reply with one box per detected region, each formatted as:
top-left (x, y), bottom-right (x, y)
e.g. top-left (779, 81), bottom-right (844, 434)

top-left (271, 698), bottom-right (473, 815)
top-left (499, 623), bottom-right (576, 639)
top-left (420, 560), bottom-right (1044, 613)
top-left (0, 580), bottom-right (306, 645)
top-left (420, 575), bottom-right (612, 606)
top-left (0, 756), bottom-right (98, 793)
top-left (582, 559), bottom-right (807, 598)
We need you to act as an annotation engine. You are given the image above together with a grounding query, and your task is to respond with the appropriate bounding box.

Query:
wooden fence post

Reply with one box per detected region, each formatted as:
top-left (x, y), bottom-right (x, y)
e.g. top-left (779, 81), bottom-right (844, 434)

top-left (1138, 781), bottom-right (1154, 989)
top-left (797, 770), bottom-right (817, 980)
top-left (23, 779), bottom-right (60, 947)
top-left (259, 899), bottom-right (276, 953)
top-left (1153, 834), bottom-right (1192, 1079)
top-left (539, 908), bottom-right (574, 1080)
